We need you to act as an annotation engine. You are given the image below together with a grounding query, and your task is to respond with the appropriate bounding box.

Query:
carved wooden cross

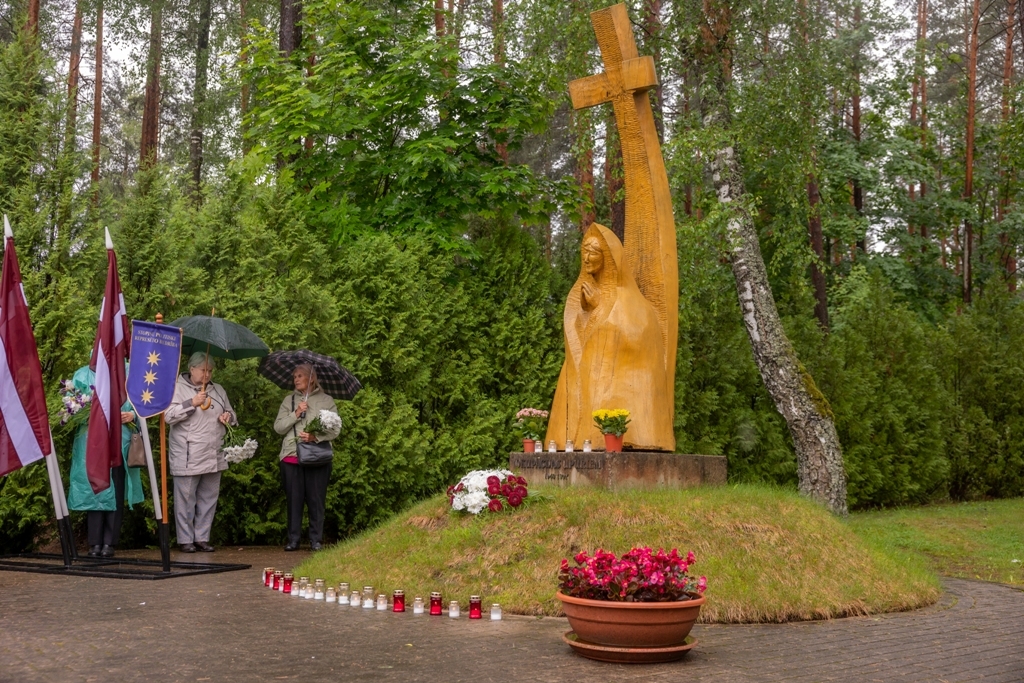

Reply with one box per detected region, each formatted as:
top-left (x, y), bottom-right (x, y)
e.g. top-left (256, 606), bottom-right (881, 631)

top-left (568, 7), bottom-right (658, 113)
top-left (566, 3), bottom-right (679, 411)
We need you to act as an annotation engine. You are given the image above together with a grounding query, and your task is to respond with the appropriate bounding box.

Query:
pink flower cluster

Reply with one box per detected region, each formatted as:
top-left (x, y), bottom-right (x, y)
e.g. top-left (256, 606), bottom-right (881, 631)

top-left (515, 408), bottom-right (549, 420)
top-left (558, 547), bottom-right (707, 602)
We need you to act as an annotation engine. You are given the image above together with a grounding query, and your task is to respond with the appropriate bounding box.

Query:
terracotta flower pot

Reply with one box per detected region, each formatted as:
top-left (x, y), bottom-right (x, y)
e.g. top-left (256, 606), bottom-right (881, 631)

top-left (556, 592), bottom-right (704, 648)
top-left (603, 433), bottom-right (624, 453)
top-left (523, 438), bottom-right (535, 453)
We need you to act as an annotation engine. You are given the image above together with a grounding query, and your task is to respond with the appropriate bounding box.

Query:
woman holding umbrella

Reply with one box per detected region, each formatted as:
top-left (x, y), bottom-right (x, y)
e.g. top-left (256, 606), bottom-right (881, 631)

top-left (263, 351), bottom-right (360, 551)
top-left (164, 352), bottom-right (237, 552)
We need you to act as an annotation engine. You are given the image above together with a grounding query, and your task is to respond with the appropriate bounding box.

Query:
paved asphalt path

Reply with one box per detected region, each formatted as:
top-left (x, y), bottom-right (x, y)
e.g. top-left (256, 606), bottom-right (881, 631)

top-left (0, 547), bottom-right (1021, 682)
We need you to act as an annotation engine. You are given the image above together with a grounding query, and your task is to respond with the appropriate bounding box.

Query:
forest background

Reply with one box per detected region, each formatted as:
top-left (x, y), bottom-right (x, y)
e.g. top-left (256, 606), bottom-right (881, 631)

top-left (1, 0), bottom-right (1023, 550)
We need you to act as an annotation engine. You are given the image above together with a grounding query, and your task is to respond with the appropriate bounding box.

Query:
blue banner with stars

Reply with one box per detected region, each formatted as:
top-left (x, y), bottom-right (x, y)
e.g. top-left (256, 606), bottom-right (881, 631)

top-left (126, 320), bottom-right (182, 418)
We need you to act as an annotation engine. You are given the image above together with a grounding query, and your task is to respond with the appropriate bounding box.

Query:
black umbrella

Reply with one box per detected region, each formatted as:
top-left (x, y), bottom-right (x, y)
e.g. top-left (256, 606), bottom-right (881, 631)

top-left (171, 315), bottom-right (270, 361)
top-left (258, 350), bottom-right (362, 400)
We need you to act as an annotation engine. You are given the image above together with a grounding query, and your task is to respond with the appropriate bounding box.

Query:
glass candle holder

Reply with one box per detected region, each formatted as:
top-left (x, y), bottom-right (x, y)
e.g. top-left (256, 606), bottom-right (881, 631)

top-left (314, 578), bottom-right (325, 591)
top-left (362, 586), bottom-right (375, 608)
top-left (282, 573), bottom-right (294, 594)
top-left (490, 604), bottom-right (502, 621)
top-left (393, 590), bottom-right (405, 613)
top-left (339, 582), bottom-right (350, 596)
top-left (351, 592), bottom-right (363, 608)
top-left (582, 439), bottom-right (592, 453)
top-left (263, 567), bottom-right (274, 586)
top-left (376, 594), bottom-right (387, 611)
top-left (295, 578), bottom-right (307, 597)
top-left (548, 440), bottom-right (557, 453)
top-left (314, 587), bottom-right (325, 600)
top-left (429, 592), bottom-right (443, 616)
top-left (413, 597), bottom-right (424, 614)
top-left (449, 600), bottom-right (460, 618)
top-left (290, 581), bottom-right (300, 597)
top-left (326, 587), bottom-right (336, 603)
top-left (565, 439), bottom-right (574, 453)
top-left (338, 586), bottom-right (350, 605)
top-left (304, 583), bottom-right (314, 599)
top-left (272, 571), bottom-right (283, 591)
top-left (469, 595), bottom-right (482, 619)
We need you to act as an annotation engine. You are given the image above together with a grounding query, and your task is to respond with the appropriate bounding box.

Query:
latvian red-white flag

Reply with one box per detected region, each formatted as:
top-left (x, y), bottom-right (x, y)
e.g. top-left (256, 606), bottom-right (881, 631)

top-left (0, 216), bottom-right (54, 477)
top-left (86, 228), bottom-right (130, 493)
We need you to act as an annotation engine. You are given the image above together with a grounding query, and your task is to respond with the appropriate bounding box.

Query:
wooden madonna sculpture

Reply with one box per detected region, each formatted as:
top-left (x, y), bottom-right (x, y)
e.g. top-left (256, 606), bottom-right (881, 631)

top-left (546, 3), bottom-right (678, 452)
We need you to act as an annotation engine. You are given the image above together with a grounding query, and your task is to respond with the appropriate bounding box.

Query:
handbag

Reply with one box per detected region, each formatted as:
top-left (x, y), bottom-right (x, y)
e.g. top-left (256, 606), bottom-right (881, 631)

top-left (127, 431), bottom-right (146, 468)
top-left (292, 395), bottom-right (333, 467)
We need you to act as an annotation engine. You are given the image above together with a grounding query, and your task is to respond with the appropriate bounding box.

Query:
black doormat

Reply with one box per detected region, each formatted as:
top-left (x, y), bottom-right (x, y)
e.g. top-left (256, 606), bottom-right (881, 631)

top-left (0, 553), bottom-right (250, 579)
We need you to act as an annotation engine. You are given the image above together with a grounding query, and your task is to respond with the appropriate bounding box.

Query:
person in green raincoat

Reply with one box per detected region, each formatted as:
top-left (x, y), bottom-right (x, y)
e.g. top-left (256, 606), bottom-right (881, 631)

top-left (67, 365), bottom-right (144, 558)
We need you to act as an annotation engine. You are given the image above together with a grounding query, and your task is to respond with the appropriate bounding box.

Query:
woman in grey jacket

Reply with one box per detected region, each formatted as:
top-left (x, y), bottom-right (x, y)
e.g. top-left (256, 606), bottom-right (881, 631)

top-left (273, 364), bottom-right (340, 551)
top-left (164, 352), bottom-right (237, 553)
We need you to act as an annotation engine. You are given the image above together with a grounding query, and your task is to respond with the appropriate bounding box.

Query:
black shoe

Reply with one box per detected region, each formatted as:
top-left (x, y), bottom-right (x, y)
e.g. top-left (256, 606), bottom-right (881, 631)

top-left (195, 541), bottom-right (215, 552)
top-left (100, 545), bottom-right (115, 558)
top-left (179, 543), bottom-right (196, 553)
top-left (310, 541), bottom-right (323, 551)
top-left (87, 545), bottom-right (102, 558)
top-left (284, 543), bottom-right (300, 552)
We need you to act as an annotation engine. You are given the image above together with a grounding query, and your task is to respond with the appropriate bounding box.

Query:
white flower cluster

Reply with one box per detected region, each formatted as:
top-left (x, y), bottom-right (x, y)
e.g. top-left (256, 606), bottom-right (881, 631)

top-left (316, 410), bottom-right (342, 433)
top-left (223, 439), bottom-right (259, 464)
top-left (450, 469), bottom-right (514, 515)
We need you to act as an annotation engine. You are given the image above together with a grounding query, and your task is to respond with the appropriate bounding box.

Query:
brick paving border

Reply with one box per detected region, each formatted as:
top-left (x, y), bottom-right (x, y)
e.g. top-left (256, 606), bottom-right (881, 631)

top-left (0, 548), bottom-right (1021, 682)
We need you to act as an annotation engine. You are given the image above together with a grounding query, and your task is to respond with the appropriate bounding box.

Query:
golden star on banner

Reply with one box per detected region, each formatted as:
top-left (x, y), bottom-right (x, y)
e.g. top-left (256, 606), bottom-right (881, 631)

top-left (147, 351), bottom-right (160, 366)
top-left (140, 390), bottom-right (154, 404)
top-left (143, 370), bottom-right (157, 386)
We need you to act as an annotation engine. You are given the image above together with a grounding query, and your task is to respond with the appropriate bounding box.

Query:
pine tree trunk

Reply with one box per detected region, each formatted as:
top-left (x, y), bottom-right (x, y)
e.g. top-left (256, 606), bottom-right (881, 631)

top-left (140, 0), bottom-right (163, 169)
top-left (190, 0), bottom-right (212, 200)
top-left (573, 111), bottom-right (596, 231)
top-left (26, 0), bottom-right (39, 34)
top-left (999, 0), bottom-right (1017, 290)
top-left (852, 1), bottom-right (865, 251)
top-left (807, 176), bottom-right (829, 329)
top-left (91, 0), bottom-right (103, 195)
top-left (493, 0), bottom-right (507, 162)
top-left (240, 0), bottom-right (251, 152)
top-left (642, 0), bottom-right (664, 141)
top-left (434, 0), bottom-right (445, 37)
top-left (67, 2), bottom-right (83, 138)
top-left (964, 0), bottom-right (980, 304)
top-left (606, 110), bottom-right (625, 243)
top-left (919, 0), bottom-right (928, 242)
top-left (280, 0), bottom-right (301, 55)
top-left (701, 0), bottom-right (847, 515)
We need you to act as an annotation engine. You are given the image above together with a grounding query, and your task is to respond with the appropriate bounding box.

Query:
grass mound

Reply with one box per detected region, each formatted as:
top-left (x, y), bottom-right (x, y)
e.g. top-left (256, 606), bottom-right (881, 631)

top-left (297, 485), bottom-right (940, 623)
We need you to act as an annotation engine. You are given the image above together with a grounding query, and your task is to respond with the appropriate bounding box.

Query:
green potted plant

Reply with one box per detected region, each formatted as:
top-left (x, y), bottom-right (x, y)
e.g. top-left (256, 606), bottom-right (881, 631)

top-left (513, 408), bottom-right (549, 452)
top-left (556, 547), bottom-right (706, 662)
top-left (592, 408), bottom-right (630, 452)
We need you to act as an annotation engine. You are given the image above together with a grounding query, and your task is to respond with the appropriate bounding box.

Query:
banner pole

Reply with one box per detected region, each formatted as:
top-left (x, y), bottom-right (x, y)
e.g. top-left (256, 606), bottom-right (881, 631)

top-left (137, 415), bottom-right (169, 571)
top-left (159, 413), bottom-right (169, 568)
top-left (43, 452), bottom-right (72, 567)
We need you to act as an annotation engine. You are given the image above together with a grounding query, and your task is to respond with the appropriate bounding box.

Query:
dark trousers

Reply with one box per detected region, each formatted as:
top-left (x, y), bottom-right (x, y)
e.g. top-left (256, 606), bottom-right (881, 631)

top-left (87, 465), bottom-right (126, 548)
top-left (280, 460), bottom-right (331, 545)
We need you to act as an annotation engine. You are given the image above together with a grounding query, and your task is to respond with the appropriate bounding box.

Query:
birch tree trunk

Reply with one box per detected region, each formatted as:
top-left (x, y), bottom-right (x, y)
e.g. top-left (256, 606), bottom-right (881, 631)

top-left (701, 0), bottom-right (847, 515)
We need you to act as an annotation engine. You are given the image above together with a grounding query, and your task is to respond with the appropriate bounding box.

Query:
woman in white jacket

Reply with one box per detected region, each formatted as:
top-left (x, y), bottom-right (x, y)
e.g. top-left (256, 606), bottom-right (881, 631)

top-left (164, 352), bottom-right (237, 553)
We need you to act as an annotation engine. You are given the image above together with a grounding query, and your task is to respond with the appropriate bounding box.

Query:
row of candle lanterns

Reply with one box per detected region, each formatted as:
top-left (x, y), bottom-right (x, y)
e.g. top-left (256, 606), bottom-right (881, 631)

top-left (262, 567), bottom-right (502, 620)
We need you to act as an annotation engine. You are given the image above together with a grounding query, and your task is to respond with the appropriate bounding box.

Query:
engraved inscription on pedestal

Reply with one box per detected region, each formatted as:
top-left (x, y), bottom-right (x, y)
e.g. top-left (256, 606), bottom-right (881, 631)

top-left (509, 452), bottom-right (727, 491)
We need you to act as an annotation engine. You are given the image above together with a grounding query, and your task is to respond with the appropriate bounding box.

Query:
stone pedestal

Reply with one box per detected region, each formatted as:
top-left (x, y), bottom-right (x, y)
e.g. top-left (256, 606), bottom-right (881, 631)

top-left (508, 451), bottom-right (726, 490)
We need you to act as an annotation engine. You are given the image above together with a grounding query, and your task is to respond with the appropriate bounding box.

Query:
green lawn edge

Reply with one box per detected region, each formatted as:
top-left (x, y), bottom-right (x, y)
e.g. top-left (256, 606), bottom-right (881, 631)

top-left (295, 484), bottom-right (940, 623)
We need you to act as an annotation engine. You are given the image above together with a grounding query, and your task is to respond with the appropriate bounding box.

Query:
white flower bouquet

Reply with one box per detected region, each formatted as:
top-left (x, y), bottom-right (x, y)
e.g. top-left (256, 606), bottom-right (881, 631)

top-left (304, 409), bottom-right (341, 435)
top-left (221, 423), bottom-right (258, 464)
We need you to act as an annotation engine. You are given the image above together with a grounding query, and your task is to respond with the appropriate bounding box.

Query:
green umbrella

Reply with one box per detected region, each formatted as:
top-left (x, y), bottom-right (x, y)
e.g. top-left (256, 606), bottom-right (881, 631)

top-left (170, 315), bottom-right (270, 360)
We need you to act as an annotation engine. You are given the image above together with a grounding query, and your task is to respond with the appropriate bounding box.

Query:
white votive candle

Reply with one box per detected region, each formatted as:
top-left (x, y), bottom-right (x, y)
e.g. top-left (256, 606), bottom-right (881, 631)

top-left (491, 604), bottom-right (502, 620)
top-left (413, 597), bottom-right (424, 614)
top-left (449, 601), bottom-right (460, 618)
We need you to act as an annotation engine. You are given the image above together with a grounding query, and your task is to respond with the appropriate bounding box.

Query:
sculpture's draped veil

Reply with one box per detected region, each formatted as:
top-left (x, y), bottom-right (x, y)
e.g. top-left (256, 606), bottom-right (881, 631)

top-left (546, 223), bottom-right (675, 451)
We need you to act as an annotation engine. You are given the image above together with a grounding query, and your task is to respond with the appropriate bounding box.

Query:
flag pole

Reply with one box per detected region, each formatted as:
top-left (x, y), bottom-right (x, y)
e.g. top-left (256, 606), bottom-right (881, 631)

top-left (43, 452), bottom-right (72, 567)
top-left (155, 313), bottom-right (171, 570)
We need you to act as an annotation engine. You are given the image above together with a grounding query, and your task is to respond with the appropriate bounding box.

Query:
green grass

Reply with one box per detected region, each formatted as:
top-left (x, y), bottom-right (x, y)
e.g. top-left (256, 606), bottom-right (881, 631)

top-left (849, 498), bottom-right (1024, 586)
top-left (296, 484), bottom-right (939, 623)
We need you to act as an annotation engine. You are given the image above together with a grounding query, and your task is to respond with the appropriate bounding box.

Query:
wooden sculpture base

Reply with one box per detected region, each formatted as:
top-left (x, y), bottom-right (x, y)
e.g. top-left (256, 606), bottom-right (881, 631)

top-left (508, 451), bottom-right (726, 490)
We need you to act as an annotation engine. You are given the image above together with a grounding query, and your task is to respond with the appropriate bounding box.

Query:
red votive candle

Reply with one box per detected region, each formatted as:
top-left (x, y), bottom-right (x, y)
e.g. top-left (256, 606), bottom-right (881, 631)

top-left (469, 595), bottom-right (482, 619)
top-left (283, 573), bottom-right (293, 593)
top-left (393, 590), bottom-right (405, 612)
top-left (264, 567), bottom-right (275, 587)
top-left (273, 570), bottom-right (283, 591)
top-left (429, 592), bottom-right (443, 616)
